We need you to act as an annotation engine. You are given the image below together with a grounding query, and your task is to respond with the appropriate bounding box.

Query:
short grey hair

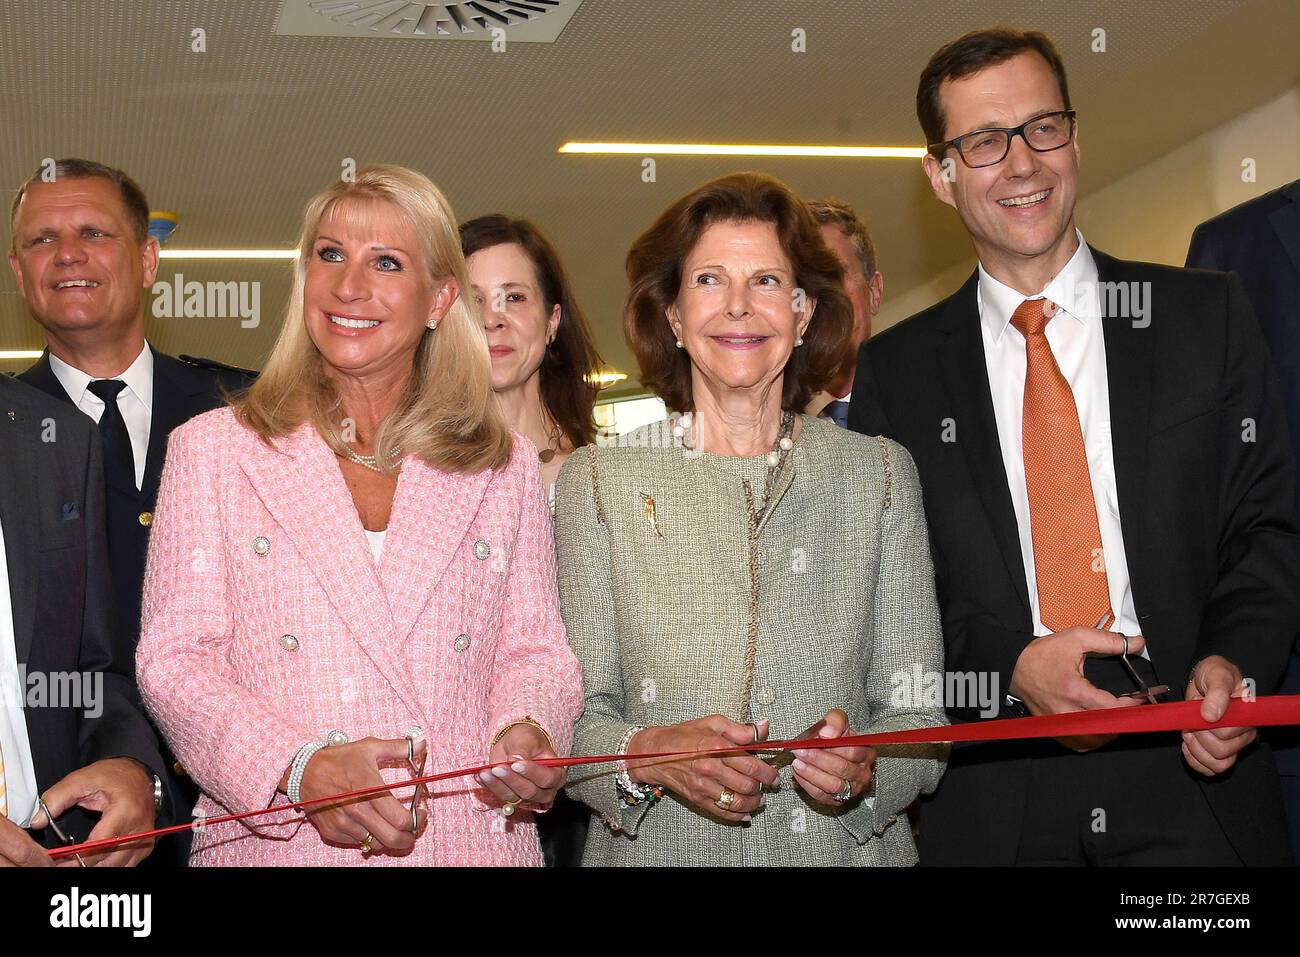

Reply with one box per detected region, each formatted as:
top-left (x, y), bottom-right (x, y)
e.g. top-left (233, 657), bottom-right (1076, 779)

top-left (808, 199), bottom-right (877, 280)
top-left (11, 158), bottom-right (151, 247)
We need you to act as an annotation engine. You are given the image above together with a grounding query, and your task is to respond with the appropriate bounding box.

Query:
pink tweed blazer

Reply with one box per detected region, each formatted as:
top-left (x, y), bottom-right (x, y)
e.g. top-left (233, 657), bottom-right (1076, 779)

top-left (135, 408), bottom-right (583, 866)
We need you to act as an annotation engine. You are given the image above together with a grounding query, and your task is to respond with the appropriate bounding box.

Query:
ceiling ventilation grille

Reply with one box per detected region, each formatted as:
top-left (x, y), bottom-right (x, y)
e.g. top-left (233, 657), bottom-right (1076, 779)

top-left (275, 0), bottom-right (583, 41)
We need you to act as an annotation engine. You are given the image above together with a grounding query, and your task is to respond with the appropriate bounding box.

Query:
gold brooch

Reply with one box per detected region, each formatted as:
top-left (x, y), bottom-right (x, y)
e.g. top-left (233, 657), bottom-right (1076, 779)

top-left (640, 492), bottom-right (664, 538)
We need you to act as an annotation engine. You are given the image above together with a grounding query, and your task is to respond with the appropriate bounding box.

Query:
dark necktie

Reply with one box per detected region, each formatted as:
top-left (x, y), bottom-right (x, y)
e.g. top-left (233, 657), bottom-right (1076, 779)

top-left (87, 378), bottom-right (137, 492)
top-left (823, 399), bottom-right (850, 429)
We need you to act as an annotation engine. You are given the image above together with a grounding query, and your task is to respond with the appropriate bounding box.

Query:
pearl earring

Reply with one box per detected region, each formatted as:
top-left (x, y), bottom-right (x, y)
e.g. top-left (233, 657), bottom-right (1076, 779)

top-left (426, 318), bottom-right (439, 330)
top-left (795, 336), bottom-right (804, 347)
top-left (675, 339), bottom-right (684, 348)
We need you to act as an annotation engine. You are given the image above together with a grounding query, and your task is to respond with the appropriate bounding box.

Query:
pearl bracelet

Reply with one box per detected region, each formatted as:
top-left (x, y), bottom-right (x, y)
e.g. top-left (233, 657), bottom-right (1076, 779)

top-left (287, 740), bottom-right (328, 808)
top-left (287, 730), bottom-right (348, 809)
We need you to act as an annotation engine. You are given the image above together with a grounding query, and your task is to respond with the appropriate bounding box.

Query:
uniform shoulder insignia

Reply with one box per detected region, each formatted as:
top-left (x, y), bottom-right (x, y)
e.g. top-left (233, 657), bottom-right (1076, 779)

top-left (178, 354), bottom-right (259, 379)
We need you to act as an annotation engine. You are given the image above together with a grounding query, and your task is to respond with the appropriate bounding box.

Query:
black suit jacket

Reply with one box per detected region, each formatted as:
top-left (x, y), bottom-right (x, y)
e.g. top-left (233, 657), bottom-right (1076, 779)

top-left (0, 374), bottom-right (165, 848)
top-left (850, 247), bottom-right (1300, 865)
top-left (18, 346), bottom-right (246, 646)
top-left (1187, 180), bottom-right (1300, 741)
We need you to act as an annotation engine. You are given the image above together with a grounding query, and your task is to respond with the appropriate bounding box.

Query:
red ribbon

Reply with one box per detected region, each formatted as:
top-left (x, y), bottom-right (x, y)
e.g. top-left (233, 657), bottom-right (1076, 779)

top-left (46, 694), bottom-right (1300, 860)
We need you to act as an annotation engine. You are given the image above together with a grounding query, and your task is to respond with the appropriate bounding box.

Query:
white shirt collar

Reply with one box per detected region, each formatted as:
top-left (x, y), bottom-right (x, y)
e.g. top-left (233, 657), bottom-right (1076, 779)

top-left (977, 229), bottom-right (1100, 344)
top-left (48, 342), bottom-right (154, 413)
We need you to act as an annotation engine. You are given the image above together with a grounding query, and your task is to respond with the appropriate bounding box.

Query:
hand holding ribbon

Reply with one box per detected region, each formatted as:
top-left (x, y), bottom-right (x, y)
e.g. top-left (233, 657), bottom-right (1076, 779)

top-left (790, 709), bottom-right (878, 807)
top-left (1182, 655), bottom-right (1256, 776)
top-left (288, 736), bottom-right (427, 856)
top-left (476, 723), bottom-right (564, 814)
top-left (626, 715), bottom-right (778, 823)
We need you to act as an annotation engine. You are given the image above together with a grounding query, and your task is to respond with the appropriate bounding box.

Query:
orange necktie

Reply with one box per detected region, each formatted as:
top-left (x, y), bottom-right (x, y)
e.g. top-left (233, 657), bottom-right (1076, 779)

top-left (1012, 298), bottom-right (1113, 632)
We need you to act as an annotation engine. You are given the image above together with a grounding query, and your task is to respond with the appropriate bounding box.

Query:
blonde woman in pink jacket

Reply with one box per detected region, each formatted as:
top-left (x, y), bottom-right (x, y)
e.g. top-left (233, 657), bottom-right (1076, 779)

top-left (135, 165), bottom-right (583, 866)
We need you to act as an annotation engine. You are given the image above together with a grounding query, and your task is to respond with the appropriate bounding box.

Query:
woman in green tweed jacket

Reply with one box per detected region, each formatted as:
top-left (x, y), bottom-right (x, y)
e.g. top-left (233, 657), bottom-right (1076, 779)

top-left (553, 172), bottom-right (948, 866)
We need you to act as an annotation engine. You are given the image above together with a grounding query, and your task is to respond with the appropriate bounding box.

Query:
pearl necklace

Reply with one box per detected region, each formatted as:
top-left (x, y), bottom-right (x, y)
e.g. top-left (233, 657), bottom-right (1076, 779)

top-left (674, 410), bottom-right (796, 522)
top-left (327, 428), bottom-right (401, 474)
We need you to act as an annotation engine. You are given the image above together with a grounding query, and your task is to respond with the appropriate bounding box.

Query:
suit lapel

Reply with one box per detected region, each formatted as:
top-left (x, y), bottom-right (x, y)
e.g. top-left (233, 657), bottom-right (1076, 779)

top-left (1094, 248), bottom-right (1153, 585)
top-left (17, 353), bottom-right (72, 407)
top-left (379, 455), bottom-right (494, 645)
top-left (936, 272), bottom-right (1032, 615)
top-left (1268, 181), bottom-right (1300, 284)
top-left (237, 424), bottom-right (425, 724)
top-left (143, 349), bottom-right (210, 504)
top-left (0, 384), bottom-right (40, 665)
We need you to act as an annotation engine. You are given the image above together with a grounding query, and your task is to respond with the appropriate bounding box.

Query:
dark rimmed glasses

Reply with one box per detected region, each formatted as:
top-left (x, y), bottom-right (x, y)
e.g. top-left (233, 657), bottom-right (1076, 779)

top-left (929, 110), bottom-right (1077, 169)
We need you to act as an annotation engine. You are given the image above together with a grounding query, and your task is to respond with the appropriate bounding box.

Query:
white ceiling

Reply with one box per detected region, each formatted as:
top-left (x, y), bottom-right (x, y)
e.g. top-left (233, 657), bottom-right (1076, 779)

top-left (3, 0), bottom-right (1298, 395)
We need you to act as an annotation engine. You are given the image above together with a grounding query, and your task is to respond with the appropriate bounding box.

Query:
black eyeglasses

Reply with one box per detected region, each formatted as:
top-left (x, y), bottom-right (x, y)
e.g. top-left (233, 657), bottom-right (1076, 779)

top-left (929, 110), bottom-right (1077, 169)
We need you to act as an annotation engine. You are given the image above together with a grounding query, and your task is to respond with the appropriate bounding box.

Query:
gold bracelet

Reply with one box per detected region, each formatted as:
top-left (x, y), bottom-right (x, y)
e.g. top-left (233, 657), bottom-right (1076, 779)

top-left (490, 715), bottom-right (556, 754)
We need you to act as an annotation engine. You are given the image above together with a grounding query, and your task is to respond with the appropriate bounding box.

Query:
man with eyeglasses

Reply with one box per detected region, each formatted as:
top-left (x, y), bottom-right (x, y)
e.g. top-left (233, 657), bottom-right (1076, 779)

top-left (850, 27), bottom-right (1299, 865)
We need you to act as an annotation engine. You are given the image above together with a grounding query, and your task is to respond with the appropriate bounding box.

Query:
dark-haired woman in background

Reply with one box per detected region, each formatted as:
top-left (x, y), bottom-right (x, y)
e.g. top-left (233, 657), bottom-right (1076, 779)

top-left (461, 215), bottom-right (603, 514)
top-left (461, 214), bottom-right (603, 866)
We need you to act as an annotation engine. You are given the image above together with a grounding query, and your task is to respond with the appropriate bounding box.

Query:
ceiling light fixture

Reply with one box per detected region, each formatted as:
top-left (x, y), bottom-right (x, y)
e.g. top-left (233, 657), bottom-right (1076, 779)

top-left (560, 142), bottom-right (927, 159)
top-left (158, 250), bottom-right (298, 260)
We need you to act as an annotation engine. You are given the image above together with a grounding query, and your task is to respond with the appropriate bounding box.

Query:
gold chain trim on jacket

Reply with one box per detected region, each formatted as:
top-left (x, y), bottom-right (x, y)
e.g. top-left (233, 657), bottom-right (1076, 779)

top-left (586, 444), bottom-right (607, 525)
top-left (739, 478), bottom-right (759, 724)
top-left (878, 435), bottom-right (893, 509)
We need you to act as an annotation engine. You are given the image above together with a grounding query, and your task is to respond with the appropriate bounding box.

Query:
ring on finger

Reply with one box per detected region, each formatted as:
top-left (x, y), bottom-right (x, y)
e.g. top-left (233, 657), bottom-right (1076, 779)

top-left (715, 787), bottom-right (737, 810)
top-left (360, 832), bottom-right (374, 854)
top-left (835, 778), bottom-right (853, 803)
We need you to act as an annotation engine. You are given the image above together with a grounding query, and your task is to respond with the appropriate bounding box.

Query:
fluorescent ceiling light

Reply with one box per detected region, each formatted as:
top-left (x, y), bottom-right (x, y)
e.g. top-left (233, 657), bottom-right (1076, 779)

top-left (560, 142), bottom-right (927, 158)
top-left (0, 350), bottom-right (44, 360)
top-left (588, 371), bottom-right (629, 386)
top-left (159, 250), bottom-right (298, 260)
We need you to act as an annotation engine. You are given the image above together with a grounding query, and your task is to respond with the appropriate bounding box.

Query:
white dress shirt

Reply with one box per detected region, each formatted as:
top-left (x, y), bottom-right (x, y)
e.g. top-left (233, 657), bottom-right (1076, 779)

top-left (49, 344), bottom-right (153, 491)
top-left (0, 516), bottom-right (39, 826)
top-left (363, 528), bottom-right (386, 563)
top-left (977, 231), bottom-right (1141, 644)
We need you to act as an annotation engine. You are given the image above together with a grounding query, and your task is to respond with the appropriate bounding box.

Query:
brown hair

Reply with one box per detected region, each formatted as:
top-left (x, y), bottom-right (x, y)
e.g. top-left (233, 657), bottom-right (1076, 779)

top-left (10, 157), bottom-right (151, 247)
top-left (459, 214), bottom-right (602, 448)
top-left (917, 27), bottom-right (1072, 151)
top-left (625, 172), bottom-right (852, 414)
top-left (808, 199), bottom-right (878, 279)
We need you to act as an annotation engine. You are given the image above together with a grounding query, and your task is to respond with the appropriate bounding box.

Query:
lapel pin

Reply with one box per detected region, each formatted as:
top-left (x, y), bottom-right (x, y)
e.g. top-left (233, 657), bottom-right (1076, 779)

top-left (640, 493), bottom-right (664, 538)
top-left (6, 410), bottom-right (14, 421)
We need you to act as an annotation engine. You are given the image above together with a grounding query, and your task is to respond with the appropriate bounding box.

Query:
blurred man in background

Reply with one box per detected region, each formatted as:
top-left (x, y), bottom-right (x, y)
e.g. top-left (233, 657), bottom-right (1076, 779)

top-left (806, 200), bottom-right (883, 427)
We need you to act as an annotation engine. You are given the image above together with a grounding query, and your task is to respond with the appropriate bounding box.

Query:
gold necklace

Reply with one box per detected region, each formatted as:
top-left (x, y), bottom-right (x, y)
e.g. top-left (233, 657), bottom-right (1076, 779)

top-left (538, 420), bottom-right (562, 464)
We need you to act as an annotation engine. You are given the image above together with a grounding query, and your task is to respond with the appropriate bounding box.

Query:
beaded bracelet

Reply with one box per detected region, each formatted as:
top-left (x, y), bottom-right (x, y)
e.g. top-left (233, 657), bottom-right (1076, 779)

top-left (287, 740), bottom-right (328, 808)
top-left (287, 729), bottom-right (348, 810)
top-left (614, 726), bottom-right (665, 806)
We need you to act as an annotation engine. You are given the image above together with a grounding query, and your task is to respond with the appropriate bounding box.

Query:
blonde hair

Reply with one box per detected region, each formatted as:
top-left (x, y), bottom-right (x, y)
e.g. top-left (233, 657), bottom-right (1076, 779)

top-left (237, 165), bottom-right (512, 474)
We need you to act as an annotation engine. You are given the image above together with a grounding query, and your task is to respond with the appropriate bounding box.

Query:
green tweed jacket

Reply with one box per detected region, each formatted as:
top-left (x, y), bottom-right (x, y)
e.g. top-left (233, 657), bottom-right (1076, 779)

top-left (553, 414), bottom-right (948, 866)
